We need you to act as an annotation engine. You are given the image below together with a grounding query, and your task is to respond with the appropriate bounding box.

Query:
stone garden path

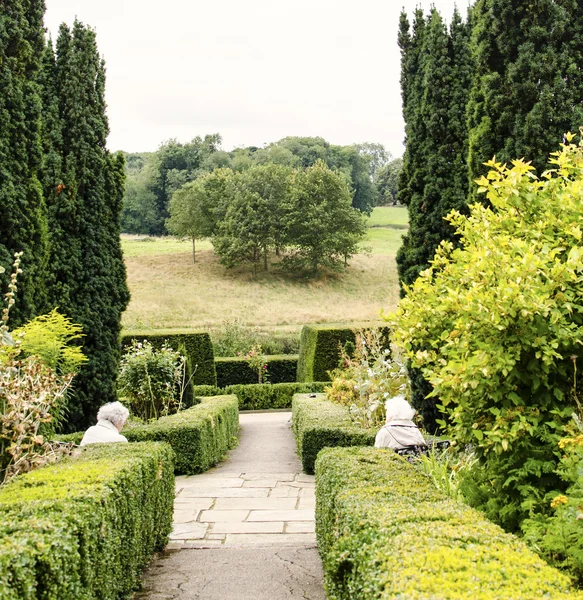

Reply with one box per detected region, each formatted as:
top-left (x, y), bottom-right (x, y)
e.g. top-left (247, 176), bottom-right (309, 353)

top-left (135, 412), bottom-right (326, 600)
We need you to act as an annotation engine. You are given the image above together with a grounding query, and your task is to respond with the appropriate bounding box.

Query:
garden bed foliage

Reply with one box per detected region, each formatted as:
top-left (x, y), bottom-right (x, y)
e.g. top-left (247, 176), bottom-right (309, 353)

top-left (215, 353), bottom-right (298, 387)
top-left (316, 447), bottom-right (583, 600)
top-left (296, 323), bottom-right (390, 382)
top-left (121, 330), bottom-right (216, 386)
top-left (391, 137), bottom-right (583, 530)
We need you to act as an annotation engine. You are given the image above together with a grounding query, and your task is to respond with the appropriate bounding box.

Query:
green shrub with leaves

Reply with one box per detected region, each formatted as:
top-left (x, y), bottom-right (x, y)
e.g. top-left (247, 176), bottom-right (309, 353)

top-left (521, 414), bottom-right (583, 583)
top-left (326, 329), bottom-right (408, 429)
top-left (390, 135), bottom-right (583, 530)
top-left (118, 340), bottom-right (187, 420)
top-left (121, 330), bottom-right (216, 386)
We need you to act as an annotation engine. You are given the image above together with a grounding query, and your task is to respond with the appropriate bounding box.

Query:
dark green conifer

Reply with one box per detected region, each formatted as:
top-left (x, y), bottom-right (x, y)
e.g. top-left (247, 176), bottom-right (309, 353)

top-left (41, 21), bottom-right (130, 430)
top-left (467, 0), bottom-right (583, 181)
top-left (397, 8), bottom-right (471, 289)
top-left (396, 8), bottom-right (472, 432)
top-left (0, 0), bottom-right (49, 324)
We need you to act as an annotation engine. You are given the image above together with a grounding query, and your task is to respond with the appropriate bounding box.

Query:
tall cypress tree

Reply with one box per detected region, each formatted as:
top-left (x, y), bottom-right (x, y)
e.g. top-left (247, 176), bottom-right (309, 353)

top-left (396, 8), bottom-right (472, 431)
top-left (397, 8), bottom-right (472, 289)
top-left (467, 0), bottom-right (583, 181)
top-left (41, 21), bottom-right (130, 430)
top-left (0, 0), bottom-right (48, 324)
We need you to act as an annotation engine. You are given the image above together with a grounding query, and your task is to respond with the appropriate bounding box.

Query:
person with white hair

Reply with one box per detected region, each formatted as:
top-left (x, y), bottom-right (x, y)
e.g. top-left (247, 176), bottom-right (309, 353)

top-left (374, 395), bottom-right (426, 450)
top-left (80, 401), bottom-right (130, 446)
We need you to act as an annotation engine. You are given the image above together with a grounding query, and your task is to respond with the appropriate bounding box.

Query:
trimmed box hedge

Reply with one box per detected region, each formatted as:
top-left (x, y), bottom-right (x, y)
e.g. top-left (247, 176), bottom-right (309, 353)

top-left (315, 447), bottom-right (583, 600)
top-left (191, 382), bottom-right (329, 411)
top-left (292, 393), bottom-right (375, 473)
top-left (124, 395), bottom-right (238, 474)
top-left (0, 442), bottom-right (174, 600)
top-left (296, 323), bottom-right (390, 382)
top-left (56, 395), bottom-right (239, 475)
top-left (121, 330), bottom-right (217, 386)
top-left (215, 354), bottom-right (299, 387)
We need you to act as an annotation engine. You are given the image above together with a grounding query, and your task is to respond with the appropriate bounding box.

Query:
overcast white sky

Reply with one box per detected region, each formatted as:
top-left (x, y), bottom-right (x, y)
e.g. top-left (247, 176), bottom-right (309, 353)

top-left (44, 0), bottom-right (469, 157)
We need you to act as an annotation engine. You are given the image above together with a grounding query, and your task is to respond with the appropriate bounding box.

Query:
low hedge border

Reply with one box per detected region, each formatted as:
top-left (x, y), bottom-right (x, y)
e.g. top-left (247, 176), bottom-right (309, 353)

top-left (292, 393), bottom-right (375, 474)
top-left (191, 382), bottom-right (328, 411)
top-left (215, 354), bottom-right (299, 387)
top-left (125, 395), bottom-right (238, 474)
top-left (315, 447), bottom-right (583, 600)
top-left (121, 330), bottom-right (217, 386)
top-left (296, 323), bottom-right (390, 383)
top-left (56, 395), bottom-right (239, 475)
top-left (0, 442), bottom-right (174, 600)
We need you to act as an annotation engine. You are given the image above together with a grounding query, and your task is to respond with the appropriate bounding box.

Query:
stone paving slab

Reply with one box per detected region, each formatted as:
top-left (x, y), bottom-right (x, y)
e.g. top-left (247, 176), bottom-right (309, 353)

top-left (213, 497), bottom-right (297, 510)
top-left (211, 521), bottom-right (285, 534)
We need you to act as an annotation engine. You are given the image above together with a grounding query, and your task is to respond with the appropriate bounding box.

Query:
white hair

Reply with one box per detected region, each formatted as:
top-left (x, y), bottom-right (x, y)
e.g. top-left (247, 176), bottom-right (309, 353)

top-left (385, 395), bottom-right (416, 423)
top-left (97, 401), bottom-right (129, 427)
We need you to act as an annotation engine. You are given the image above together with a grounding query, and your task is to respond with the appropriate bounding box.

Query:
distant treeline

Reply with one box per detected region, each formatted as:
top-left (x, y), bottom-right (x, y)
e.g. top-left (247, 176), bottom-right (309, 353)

top-left (121, 136), bottom-right (403, 236)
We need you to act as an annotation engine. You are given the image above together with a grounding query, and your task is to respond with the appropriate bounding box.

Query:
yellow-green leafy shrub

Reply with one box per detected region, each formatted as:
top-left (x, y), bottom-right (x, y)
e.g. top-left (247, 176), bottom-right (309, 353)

top-left (522, 415), bottom-right (583, 583)
top-left (316, 447), bottom-right (583, 600)
top-left (0, 441), bottom-right (174, 600)
top-left (292, 393), bottom-right (374, 473)
top-left (391, 137), bottom-right (583, 529)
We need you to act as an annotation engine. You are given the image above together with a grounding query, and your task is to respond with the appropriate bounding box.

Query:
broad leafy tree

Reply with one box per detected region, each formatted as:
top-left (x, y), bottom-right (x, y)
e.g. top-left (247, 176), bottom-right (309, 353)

top-left (375, 158), bottom-right (403, 205)
top-left (283, 161), bottom-right (366, 275)
top-left (0, 0), bottom-right (49, 325)
top-left (213, 164), bottom-right (294, 272)
top-left (166, 180), bottom-right (214, 263)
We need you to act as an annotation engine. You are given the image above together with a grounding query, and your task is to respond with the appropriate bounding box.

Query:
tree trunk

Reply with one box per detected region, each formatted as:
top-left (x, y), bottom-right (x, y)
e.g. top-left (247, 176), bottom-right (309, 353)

top-left (191, 236), bottom-right (196, 264)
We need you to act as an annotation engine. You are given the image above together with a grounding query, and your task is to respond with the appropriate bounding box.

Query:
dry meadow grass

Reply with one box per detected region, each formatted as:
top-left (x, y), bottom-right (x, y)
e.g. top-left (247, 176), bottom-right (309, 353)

top-left (122, 207), bottom-right (406, 333)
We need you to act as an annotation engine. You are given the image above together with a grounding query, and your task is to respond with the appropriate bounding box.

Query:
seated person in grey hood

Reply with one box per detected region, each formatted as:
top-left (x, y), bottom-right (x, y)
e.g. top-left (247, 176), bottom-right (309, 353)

top-left (80, 401), bottom-right (130, 446)
top-left (374, 396), bottom-right (426, 450)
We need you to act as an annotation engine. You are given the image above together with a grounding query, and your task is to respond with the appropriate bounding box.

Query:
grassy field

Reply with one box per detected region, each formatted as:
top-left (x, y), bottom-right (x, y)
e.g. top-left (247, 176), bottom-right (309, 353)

top-left (121, 206), bottom-right (408, 333)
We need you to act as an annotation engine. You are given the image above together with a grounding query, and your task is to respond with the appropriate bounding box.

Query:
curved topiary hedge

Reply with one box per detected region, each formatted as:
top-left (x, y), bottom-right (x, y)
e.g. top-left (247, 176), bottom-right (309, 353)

top-left (121, 330), bottom-right (217, 387)
top-left (215, 354), bottom-right (299, 387)
top-left (296, 323), bottom-right (390, 382)
top-left (0, 442), bottom-right (174, 600)
top-left (190, 382), bottom-right (329, 411)
top-left (292, 393), bottom-right (375, 473)
top-left (315, 447), bottom-right (583, 600)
